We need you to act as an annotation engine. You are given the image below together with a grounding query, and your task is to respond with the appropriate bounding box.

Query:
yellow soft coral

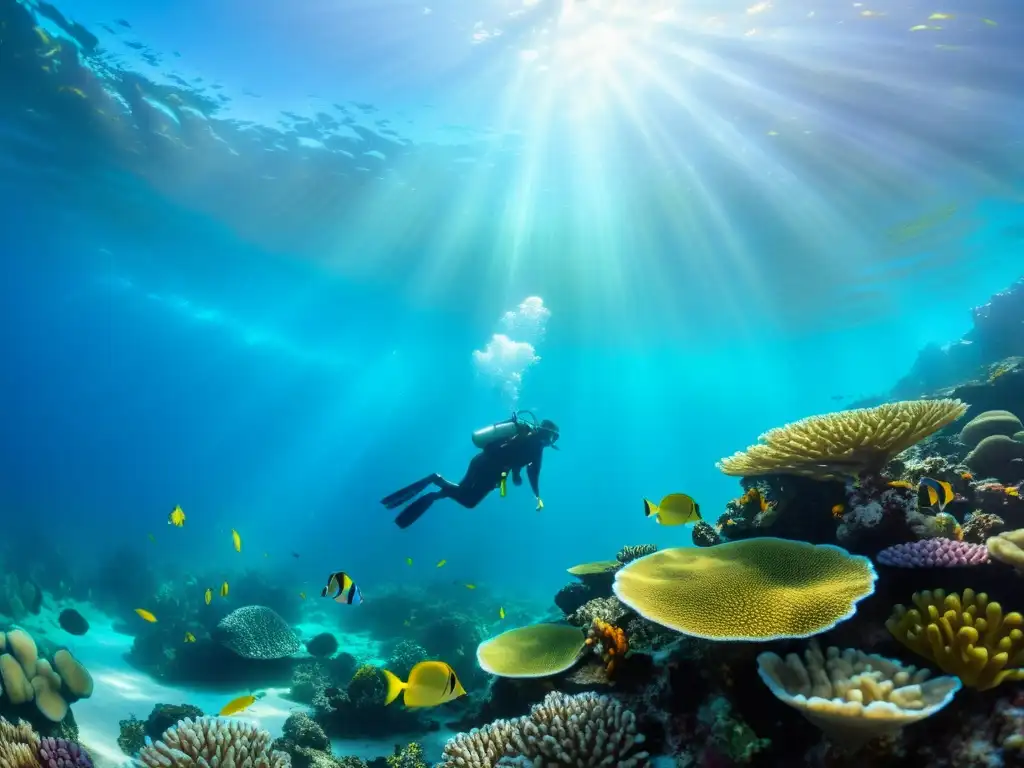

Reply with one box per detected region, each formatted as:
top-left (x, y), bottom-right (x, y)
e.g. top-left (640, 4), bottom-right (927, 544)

top-left (885, 588), bottom-right (1024, 690)
top-left (585, 619), bottom-right (629, 674)
top-left (612, 538), bottom-right (877, 641)
top-left (716, 399), bottom-right (967, 480)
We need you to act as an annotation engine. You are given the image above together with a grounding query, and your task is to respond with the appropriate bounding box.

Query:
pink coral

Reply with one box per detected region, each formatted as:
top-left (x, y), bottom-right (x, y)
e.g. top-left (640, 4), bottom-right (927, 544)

top-left (876, 538), bottom-right (989, 568)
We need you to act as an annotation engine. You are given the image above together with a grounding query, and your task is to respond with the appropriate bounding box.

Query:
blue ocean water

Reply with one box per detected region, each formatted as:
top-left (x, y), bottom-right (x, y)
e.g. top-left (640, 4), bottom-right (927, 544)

top-left (1, 0), bottom-right (1023, 612)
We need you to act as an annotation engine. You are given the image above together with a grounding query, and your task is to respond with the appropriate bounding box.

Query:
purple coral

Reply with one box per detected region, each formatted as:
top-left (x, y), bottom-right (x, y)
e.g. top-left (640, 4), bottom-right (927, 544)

top-left (38, 738), bottom-right (93, 768)
top-left (876, 538), bottom-right (990, 568)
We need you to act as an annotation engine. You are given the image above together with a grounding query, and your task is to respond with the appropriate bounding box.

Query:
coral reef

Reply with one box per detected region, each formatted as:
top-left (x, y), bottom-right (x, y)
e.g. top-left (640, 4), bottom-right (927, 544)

top-left (439, 691), bottom-right (648, 767)
top-left (216, 606), bottom-right (300, 659)
top-left (716, 399), bottom-right (967, 480)
top-left (138, 717), bottom-right (290, 768)
top-left (476, 624), bottom-right (586, 678)
top-left (116, 716), bottom-right (145, 756)
top-left (612, 538), bottom-right (877, 640)
top-left (757, 640), bottom-right (961, 747)
top-left (875, 538), bottom-right (990, 567)
top-left (0, 628), bottom-right (92, 736)
top-left (886, 588), bottom-right (1024, 690)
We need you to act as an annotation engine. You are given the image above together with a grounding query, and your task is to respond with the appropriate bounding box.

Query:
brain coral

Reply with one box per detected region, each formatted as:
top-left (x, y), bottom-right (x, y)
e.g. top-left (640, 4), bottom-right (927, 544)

top-left (476, 624), bottom-right (586, 678)
top-left (612, 538), bottom-right (877, 641)
top-left (757, 641), bottom-right (961, 748)
top-left (886, 588), bottom-right (1024, 690)
top-left (138, 717), bottom-right (290, 768)
top-left (216, 606), bottom-right (299, 659)
top-left (965, 435), bottom-right (1024, 480)
top-left (959, 410), bottom-right (1023, 448)
top-left (716, 399), bottom-right (967, 480)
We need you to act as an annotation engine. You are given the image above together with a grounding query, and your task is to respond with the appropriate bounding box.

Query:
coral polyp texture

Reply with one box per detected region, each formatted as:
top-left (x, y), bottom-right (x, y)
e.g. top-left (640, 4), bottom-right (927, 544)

top-left (439, 691), bottom-right (648, 768)
top-left (612, 538), bottom-right (877, 641)
top-left (0, 718), bottom-right (41, 768)
top-left (137, 717), bottom-right (291, 768)
top-left (876, 538), bottom-right (990, 568)
top-left (757, 641), bottom-right (961, 747)
top-left (886, 588), bottom-right (1024, 690)
top-left (215, 606), bottom-right (300, 659)
top-left (987, 528), bottom-right (1024, 570)
top-left (476, 624), bottom-right (586, 678)
top-left (715, 398), bottom-right (968, 480)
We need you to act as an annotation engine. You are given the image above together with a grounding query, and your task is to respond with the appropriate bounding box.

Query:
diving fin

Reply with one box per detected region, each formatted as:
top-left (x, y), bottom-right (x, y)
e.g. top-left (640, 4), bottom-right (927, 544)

top-left (394, 493), bottom-right (438, 529)
top-left (381, 476), bottom-right (436, 510)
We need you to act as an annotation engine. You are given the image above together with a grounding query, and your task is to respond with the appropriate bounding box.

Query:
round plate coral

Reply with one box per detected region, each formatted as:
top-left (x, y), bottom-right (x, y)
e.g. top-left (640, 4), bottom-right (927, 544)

top-left (612, 538), bottom-right (877, 641)
top-left (476, 623), bottom-right (587, 678)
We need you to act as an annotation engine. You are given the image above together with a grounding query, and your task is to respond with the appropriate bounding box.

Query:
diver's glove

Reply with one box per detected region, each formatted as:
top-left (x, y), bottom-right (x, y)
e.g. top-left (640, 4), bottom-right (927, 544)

top-left (536, 498), bottom-right (544, 511)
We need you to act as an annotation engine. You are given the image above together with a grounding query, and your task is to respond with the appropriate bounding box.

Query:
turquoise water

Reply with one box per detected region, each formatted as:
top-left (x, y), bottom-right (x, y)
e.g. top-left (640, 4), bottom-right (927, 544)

top-left (2, 0), bottom-right (1023, 609)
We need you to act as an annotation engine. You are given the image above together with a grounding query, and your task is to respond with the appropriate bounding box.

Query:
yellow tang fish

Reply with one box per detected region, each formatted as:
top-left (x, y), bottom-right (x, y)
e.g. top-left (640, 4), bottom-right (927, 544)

top-left (184, 632), bottom-right (196, 643)
top-left (436, 559), bottom-right (447, 568)
top-left (219, 694), bottom-right (257, 716)
top-left (135, 608), bottom-right (157, 623)
top-left (929, 12), bottom-right (954, 20)
top-left (231, 529), bottom-right (242, 552)
top-left (643, 493), bottom-right (702, 526)
top-left (888, 480), bottom-right (914, 489)
top-left (299, 592), bottom-right (307, 600)
top-left (168, 505), bottom-right (185, 527)
top-left (464, 584), bottom-right (476, 590)
top-left (220, 582), bottom-right (229, 598)
top-left (383, 661), bottom-right (466, 708)
top-left (204, 588), bottom-right (212, 606)
top-left (919, 477), bottom-right (954, 512)
top-left (982, 18), bottom-right (997, 26)
top-left (499, 606), bottom-right (505, 620)
top-left (406, 557), bottom-right (413, 566)
top-left (147, 533), bottom-right (156, 544)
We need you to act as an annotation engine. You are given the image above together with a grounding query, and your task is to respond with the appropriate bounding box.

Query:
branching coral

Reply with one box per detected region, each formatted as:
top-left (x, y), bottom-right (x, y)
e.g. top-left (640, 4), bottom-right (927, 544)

top-left (138, 717), bottom-right (291, 768)
top-left (37, 737), bottom-right (92, 768)
top-left (757, 641), bottom-right (961, 747)
top-left (585, 619), bottom-right (628, 674)
top-left (0, 718), bottom-right (41, 768)
top-left (612, 538), bottom-right (877, 641)
top-left (716, 399), bottom-right (968, 480)
top-left (439, 692), bottom-right (648, 767)
top-left (886, 588), bottom-right (1024, 690)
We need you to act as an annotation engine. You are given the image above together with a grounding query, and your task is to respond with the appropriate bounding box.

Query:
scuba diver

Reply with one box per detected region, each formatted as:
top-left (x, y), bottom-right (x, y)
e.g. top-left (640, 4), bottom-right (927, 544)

top-left (381, 412), bottom-right (560, 529)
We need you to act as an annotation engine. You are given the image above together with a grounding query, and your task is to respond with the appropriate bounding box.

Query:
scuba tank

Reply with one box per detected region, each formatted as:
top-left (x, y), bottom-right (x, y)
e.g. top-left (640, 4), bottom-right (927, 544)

top-left (472, 410), bottom-right (542, 449)
top-left (472, 418), bottom-right (519, 449)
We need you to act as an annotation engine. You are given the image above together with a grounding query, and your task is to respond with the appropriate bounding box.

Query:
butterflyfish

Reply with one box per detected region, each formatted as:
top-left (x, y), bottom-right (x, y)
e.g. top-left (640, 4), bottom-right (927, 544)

top-left (168, 505), bottom-right (185, 527)
top-left (219, 694), bottom-right (257, 716)
top-left (643, 493), bottom-right (702, 526)
top-left (220, 581), bottom-right (229, 598)
top-left (919, 476), bottom-right (954, 511)
top-left (406, 557), bottom-right (413, 566)
top-left (204, 588), bottom-right (212, 605)
top-left (184, 632), bottom-right (196, 643)
top-left (299, 591), bottom-right (307, 600)
top-left (499, 606), bottom-right (505, 620)
top-left (464, 584), bottom-right (476, 590)
top-left (321, 571), bottom-right (363, 605)
top-left (135, 608), bottom-right (157, 623)
top-left (436, 559), bottom-right (447, 568)
top-left (231, 529), bottom-right (242, 552)
top-left (382, 661), bottom-right (466, 708)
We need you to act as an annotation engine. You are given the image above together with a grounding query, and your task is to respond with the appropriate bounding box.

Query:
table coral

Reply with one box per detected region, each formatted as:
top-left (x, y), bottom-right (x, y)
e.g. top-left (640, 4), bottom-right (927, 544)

top-left (476, 624), bottom-right (586, 678)
top-left (886, 588), bottom-right (1024, 690)
top-left (612, 538), bottom-right (877, 641)
top-left (757, 640), bottom-right (961, 748)
top-left (716, 399), bottom-right (968, 481)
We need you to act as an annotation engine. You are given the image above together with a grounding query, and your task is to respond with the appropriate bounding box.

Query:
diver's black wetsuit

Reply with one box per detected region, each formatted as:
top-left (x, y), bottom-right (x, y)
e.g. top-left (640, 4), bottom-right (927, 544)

top-left (382, 423), bottom-right (554, 529)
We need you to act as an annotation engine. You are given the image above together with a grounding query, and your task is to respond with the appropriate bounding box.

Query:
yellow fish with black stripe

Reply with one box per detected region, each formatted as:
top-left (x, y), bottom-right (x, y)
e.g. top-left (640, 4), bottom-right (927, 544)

top-left (383, 660), bottom-right (466, 707)
top-left (643, 493), bottom-right (701, 526)
top-left (919, 476), bottom-right (954, 512)
top-left (321, 571), bottom-right (363, 604)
